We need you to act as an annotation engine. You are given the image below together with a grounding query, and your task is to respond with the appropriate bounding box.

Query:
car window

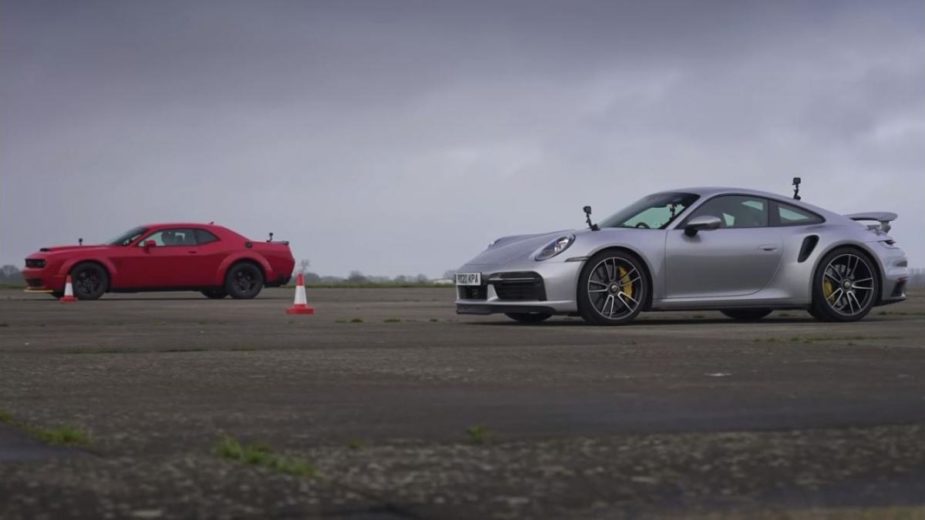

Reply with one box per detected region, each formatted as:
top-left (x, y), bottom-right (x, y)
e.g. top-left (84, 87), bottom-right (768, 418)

top-left (687, 195), bottom-right (769, 229)
top-left (600, 192), bottom-right (699, 230)
top-left (140, 229), bottom-right (199, 246)
top-left (195, 229), bottom-right (220, 245)
top-left (776, 202), bottom-right (824, 226)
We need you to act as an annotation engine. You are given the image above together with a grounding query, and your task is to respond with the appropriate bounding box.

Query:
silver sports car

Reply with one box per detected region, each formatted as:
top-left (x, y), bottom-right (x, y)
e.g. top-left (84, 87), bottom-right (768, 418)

top-left (455, 185), bottom-right (908, 325)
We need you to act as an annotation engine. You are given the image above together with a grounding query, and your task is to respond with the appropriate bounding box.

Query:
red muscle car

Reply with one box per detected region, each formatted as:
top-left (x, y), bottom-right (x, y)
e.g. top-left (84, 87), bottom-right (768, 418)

top-left (23, 223), bottom-right (295, 300)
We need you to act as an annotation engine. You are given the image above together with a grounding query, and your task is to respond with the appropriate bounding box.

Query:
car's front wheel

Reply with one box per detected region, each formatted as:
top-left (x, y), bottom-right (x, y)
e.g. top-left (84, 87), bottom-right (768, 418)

top-left (577, 250), bottom-right (648, 325)
top-left (721, 309), bottom-right (772, 321)
top-left (225, 263), bottom-right (264, 299)
top-left (504, 312), bottom-right (552, 324)
top-left (810, 247), bottom-right (879, 322)
top-left (70, 262), bottom-right (109, 300)
top-left (201, 289), bottom-right (228, 299)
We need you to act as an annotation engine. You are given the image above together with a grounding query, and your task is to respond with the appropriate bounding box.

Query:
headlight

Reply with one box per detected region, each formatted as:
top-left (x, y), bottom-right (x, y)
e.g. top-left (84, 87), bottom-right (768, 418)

top-left (535, 234), bottom-right (575, 261)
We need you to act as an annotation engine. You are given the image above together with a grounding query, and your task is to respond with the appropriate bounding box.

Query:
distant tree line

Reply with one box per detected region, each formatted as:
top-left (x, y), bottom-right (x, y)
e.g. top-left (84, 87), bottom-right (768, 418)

top-left (0, 265), bottom-right (24, 284)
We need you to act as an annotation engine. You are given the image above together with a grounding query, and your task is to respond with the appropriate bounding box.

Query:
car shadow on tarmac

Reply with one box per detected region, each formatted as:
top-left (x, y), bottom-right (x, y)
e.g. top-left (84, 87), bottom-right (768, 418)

top-left (464, 316), bottom-right (879, 326)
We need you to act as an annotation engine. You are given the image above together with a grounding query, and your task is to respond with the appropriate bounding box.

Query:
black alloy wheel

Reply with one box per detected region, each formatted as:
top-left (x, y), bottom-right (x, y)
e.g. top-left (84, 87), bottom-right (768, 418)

top-left (225, 263), bottom-right (264, 299)
top-left (70, 262), bottom-right (109, 300)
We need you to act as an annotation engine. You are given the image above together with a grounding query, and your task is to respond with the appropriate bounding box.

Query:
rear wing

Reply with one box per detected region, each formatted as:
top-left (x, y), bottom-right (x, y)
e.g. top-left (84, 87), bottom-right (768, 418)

top-left (846, 212), bottom-right (897, 234)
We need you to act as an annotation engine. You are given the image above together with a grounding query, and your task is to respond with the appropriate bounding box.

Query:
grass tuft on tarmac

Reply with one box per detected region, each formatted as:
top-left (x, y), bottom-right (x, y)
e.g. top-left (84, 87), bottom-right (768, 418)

top-left (466, 425), bottom-right (491, 445)
top-left (0, 408), bottom-right (90, 446)
top-left (214, 435), bottom-right (317, 478)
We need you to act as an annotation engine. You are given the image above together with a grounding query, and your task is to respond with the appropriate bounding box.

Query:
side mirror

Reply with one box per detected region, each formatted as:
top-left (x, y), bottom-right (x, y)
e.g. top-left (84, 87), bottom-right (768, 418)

top-left (143, 240), bottom-right (156, 250)
top-left (684, 215), bottom-right (722, 237)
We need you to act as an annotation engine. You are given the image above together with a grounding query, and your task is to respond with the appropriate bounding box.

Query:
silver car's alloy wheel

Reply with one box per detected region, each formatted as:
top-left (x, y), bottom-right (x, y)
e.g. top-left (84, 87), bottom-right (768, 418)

top-left (583, 254), bottom-right (645, 323)
top-left (822, 253), bottom-right (875, 317)
top-left (810, 246), bottom-right (879, 323)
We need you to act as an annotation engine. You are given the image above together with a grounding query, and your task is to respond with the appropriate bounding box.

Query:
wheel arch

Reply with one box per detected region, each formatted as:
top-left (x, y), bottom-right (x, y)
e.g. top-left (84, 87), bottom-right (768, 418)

top-left (809, 241), bottom-right (884, 304)
top-left (220, 256), bottom-right (269, 285)
top-left (578, 245), bottom-right (655, 311)
top-left (61, 258), bottom-right (115, 283)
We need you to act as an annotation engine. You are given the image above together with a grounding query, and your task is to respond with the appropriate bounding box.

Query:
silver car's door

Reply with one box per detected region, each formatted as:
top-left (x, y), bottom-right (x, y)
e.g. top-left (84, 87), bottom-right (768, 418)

top-left (664, 195), bottom-right (783, 299)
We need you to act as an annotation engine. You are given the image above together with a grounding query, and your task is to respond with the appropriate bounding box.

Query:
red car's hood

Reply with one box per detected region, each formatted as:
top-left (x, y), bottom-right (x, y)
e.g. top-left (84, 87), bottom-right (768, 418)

top-left (36, 244), bottom-right (110, 254)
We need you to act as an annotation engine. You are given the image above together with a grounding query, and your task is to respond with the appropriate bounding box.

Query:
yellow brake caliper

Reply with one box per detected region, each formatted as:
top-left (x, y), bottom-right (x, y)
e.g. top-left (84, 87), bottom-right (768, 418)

top-left (823, 267), bottom-right (834, 300)
top-left (618, 267), bottom-right (633, 299)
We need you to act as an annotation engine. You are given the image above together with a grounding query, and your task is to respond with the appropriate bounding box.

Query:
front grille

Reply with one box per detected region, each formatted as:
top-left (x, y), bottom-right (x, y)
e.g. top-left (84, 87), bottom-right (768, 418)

top-left (458, 286), bottom-right (487, 300)
top-left (26, 278), bottom-right (44, 288)
top-left (489, 272), bottom-right (546, 301)
top-left (892, 280), bottom-right (907, 298)
top-left (25, 258), bottom-right (45, 268)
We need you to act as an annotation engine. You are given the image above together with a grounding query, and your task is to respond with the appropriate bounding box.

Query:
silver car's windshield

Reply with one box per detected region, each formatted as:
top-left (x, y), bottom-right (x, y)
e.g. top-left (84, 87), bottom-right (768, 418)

top-left (108, 226), bottom-right (148, 246)
top-left (599, 192), bottom-right (699, 229)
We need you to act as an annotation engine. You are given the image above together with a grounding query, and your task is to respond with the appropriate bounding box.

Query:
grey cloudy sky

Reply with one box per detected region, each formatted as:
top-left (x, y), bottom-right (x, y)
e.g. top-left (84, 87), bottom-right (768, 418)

top-left (2, 0), bottom-right (923, 276)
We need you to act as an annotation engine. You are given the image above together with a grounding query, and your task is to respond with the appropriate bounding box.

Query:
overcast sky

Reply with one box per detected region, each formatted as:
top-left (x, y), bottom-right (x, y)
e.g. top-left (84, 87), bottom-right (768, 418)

top-left (2, 0), bottom-right (923, 276)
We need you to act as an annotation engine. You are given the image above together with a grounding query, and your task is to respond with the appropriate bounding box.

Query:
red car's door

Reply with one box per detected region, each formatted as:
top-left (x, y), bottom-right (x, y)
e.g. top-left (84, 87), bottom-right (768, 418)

top-left (118, 229), bottom-right (203, 288)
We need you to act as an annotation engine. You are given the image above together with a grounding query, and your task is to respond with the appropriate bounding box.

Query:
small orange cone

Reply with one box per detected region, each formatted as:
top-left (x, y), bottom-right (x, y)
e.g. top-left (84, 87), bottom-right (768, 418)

top-left (286, 273), bottom-right (315, 315)
top-left (59, 276), bottom-right (77, 303)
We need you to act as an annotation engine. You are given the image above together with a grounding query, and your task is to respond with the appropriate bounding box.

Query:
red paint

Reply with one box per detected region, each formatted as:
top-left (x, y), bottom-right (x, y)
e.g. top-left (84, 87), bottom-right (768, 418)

top-left (23, 223), bottom-right (295, 294)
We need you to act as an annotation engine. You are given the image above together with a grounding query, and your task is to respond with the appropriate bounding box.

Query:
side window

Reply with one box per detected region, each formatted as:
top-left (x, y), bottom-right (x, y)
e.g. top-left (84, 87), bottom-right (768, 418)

top-left (195, 229), bottom-right (220, 245)
top-left (140, 229), bottom-right (198, 246)
top-left (624, 206), bottom-right (673, 229)
top-left (688, 195), bottom-right (769, 229)
top-left (776, 202), bottom-right (824, 226)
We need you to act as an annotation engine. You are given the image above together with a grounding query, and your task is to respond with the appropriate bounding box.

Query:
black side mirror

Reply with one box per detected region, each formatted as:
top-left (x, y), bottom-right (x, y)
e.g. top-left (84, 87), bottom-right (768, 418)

top-left (684, 215), bottom-right (722, 237)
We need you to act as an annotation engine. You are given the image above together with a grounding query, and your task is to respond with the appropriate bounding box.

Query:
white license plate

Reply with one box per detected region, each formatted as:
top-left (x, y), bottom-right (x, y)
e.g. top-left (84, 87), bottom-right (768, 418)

top-left (456, 273), bottom-right (481, 286)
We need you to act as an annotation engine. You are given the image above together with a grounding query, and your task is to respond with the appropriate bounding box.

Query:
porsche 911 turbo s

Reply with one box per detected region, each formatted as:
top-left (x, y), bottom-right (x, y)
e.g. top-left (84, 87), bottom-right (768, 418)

top-left (23, 223), bottom-right (295, 300)
top-left (455, 186), bottom-right (908, 325)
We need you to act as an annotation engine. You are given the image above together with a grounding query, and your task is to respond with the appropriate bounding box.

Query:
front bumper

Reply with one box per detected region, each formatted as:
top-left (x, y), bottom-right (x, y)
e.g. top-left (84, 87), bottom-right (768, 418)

top-left (454, 261), bottom-right (582, 315)
top-left (21, 267), bottom-right (65, 293)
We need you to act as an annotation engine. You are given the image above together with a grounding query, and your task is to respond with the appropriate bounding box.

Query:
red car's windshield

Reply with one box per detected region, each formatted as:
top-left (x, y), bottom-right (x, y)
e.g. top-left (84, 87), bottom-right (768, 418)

top-left (108, 226), bottom-right (148, 246)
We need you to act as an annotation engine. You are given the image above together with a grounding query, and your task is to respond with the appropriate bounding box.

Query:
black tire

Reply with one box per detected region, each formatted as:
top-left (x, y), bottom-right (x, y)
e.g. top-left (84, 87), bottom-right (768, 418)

top-left (70, 262), bottom-right (109, 300)
top-left (721, 308), bottom-right (772, 321)
top-left (504, 312), bottom-right (552, 324)
top-left (201, 289), bottom-right (228, 299)
top-left (810, 247), bottom-right (879, 322)
top-left (577, 250), bottom-right (648, 325)
top-left (224, 262), bottom-right (264, 299)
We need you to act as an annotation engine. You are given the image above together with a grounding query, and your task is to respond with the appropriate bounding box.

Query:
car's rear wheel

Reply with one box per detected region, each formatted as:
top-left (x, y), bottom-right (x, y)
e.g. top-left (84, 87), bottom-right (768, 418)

top-left (810, 247), bottom-right (879, 322)
top-left (721, 308), bottom-right (772, 321)
top-left (577, 250), bottom-right (648, 325)
top-left (225, 263), bottom-right (264, 299)
top-left (201, 289), bottom-right (228, 299)
top-left (504, 312), bottom-right (552, 324)
top-left (70, 262), bottom-right (109, 300)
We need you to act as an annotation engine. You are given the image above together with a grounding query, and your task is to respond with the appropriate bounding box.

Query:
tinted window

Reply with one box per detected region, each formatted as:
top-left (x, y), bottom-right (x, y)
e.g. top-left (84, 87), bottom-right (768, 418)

top-left (776, 202), bottom-right (824, 226)
top-left (195, 229), bottom-right (220, 244)
top-left (140, 229), bottom-right (198, 246)
top-left (688, 195), bottom-right (768, 228)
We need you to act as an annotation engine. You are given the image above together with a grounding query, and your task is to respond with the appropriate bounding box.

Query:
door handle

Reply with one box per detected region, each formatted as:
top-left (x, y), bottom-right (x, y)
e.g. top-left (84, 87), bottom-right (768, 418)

top-left (759, 245), bottom-right (778, 252)
top-left (188, 250), bottom-right (198, 254)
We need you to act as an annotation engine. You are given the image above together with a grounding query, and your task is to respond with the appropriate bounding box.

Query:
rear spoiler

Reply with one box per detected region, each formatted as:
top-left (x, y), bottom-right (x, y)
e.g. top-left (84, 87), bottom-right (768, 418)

top-left (846, 212), bottom-right (897, 233)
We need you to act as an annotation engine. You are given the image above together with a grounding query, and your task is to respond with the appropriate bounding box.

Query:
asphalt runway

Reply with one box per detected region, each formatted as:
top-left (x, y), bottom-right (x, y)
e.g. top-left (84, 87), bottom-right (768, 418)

top-left (1, 287), bottom-right (924, 519)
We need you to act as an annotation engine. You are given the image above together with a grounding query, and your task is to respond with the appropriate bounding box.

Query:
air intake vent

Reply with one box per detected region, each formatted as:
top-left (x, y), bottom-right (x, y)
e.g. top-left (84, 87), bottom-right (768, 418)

top-left (798, 235), bottom-right (819, 263)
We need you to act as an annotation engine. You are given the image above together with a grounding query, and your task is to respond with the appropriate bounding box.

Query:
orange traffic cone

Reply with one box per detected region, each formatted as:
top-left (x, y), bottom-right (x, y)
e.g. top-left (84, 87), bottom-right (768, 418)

top-left (286, 273), bottom-right (315, 315)
top-left (59, 276), bottom-right (77, 303)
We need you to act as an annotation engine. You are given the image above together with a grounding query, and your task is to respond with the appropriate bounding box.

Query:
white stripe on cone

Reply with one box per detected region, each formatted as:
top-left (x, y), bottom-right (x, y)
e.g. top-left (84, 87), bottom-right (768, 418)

top-left (60, 275), bottom-right (77, 303)
top-left (286, 273), bottom-right (315, 315)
